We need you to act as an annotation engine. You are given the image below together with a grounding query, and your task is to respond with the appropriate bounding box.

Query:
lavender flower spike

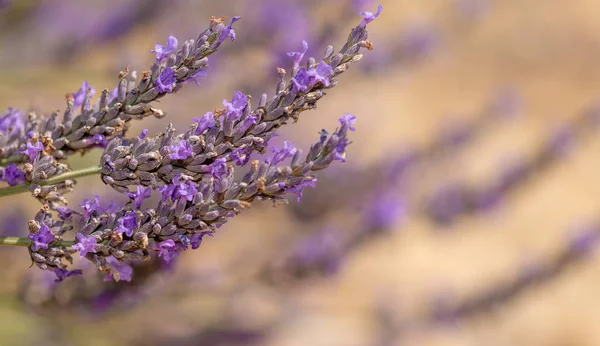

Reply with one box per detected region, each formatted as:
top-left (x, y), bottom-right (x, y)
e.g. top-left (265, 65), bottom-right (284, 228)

top-left (1, 16), bottom-right (239, 164)
top-left (101, 11), bottom-right (380, 192)
top-left (29, 112), bottom-right (357, 280)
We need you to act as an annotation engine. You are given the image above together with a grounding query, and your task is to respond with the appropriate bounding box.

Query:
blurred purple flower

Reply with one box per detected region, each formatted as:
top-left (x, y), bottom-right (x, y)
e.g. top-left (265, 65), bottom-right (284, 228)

top-left (104, 256), bottom-right (133, 282)
top-left (2, 163), bottom-right (25, 186)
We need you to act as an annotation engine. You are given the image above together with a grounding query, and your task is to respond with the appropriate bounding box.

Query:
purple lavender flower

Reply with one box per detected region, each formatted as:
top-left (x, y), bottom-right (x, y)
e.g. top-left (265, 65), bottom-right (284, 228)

top-left (169, 140), bottom-right (193, 160)
top-left (291, 68), bottom-right (311, 92)
top-left (27, 9), bottom-right (380, 283)
top-left (92, 134), bottom-right (106, 147)
top-left (360, 4), bottom-right (383, 28)
top-left (54, 268), bottom-right (83, 282)
top-left (223, 91), bottom-right (248, 122)
top-left (155, 239), bottom-right (179, 263)
top-left (229, 147), bottom-right (251, 166)
top-left (288, 40), bottom-right (309, 70)
top-left (28, 223), bottom-right (55, 251)
top-left (193, 112), bottom-right (216, 135)
top-left (287, 179), bottom-right (317, 202)
top-left (55, 207), bottom-right (74, 220)
top-left (151, 35), bottom-right (178, 61)
top-left (104, 256), bottom-right (133, 282)
top-left (269, 141), bottom-right (297, 165)
top-left (190, 231), bottom-right (213, 250)
top-left (366, 194), bottom-right (406, 230)
top-left (158, 184), bottom-right (176, 202)
top-left (2, 163), bottom-right (25, 186)
top-left (208, 158), bottom-right (228, 180)
top-left (155, 67), bottom-right (177, 93)
top-left (218, 16), bottom-right (241, 43)
top-left (21, 141), bottom-right (44, 162)
top-left (185, 69), bottom-right (208, 87)
top-left (72, 233), bottom-right (97, 257)
top-left (126, 185), bottom-right (152, 209)
top-left (138, 129), bottom-right (149, 140)
top-left (72, 81), bottom-right (96, 108)
top-left (307, 61), bottom-right (334, 87)
top-left (173, 175), bottom-right (198, 202)
top-left (80, 195), bottom-right (101, 218)
top-left (0, 107), bottom-right (23, 135)
top-left (116, 212), bottom-right (137, 237)
top-left (340, 113), bottom-right (357, 131)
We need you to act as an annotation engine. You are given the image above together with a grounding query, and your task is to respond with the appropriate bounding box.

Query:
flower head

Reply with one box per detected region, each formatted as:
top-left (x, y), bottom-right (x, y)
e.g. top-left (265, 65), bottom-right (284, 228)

top-left (288, 40), bottom-right (309, 70)
top-left (193, 112), bottom-right (216, 135)
top-left (291, 68), bottom-right (311, 92)
top-left (116, 212), bottom-right (137, 237)
top-left (360, 4), bottom-right (383, 28)
top-left (307, 61), bottom-right (333, 87)
top-left (190, 231), bottom-right (213, 250)
top-left (173, 175), bottom-right (198, 202)
top-left (126, 185), bottom-right (152, 209)
top-left (80, 195), bottom-right (101, 218)
top-left (169, 139), bottom-right (193, 160)
top-left (269, 141), bottom-right (297, 165)
top-left (155, 67), bottom-right (177, 93)
top-left (72, 81), bottom-right (96, 108)
top-left (55, 207), bottom-right (74, 220)
top-left (334, 138), bottom-right (350, 162)
top-left (21, 141), bottom-right (44, 162)
top-left (28, 223), bottom-right (55, 251)
top-left (0, 108), bottom-right (23, 135)
top-left (185, 69), bottom-right (208, 87)
top-left (158, 184), bottom-right (176, 202)
top-left (2, 164), bottom-right (25, 186)
top-left (138, 129), bottom-right (149, 140)
top-left (72, 233), bottom-right (97, 257)
top-left (229, 147), bottom-right (251, 166)
top-left (208, 158), bottom-right (228, 181)
top-left (339, 113), bottom-right (357, 131)
top-left (155, 239), bottom-right (179, 263)
top-left (223, 91), bottom-right (248, 122)
top-left (287, 178), bottom-right (317, 202)
top-left (151, 35), bottom-right (178, 61)
top-left (54, 268), bottom-right (83, 282)
top-left (218, 16), bottom-right (240, 43)
top-left (104, 256), bottom-right (133, 282)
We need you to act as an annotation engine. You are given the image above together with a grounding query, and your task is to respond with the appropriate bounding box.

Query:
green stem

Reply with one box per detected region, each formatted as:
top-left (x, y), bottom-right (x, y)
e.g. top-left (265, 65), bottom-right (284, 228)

top-left (0, 155), bottom-right (22, 166)
top-left (42, 166), bottom-right (102, 185)
top-left (0, 165), bottom-right (102, 198)
top-left (0, 237), bottom-right (75, 247)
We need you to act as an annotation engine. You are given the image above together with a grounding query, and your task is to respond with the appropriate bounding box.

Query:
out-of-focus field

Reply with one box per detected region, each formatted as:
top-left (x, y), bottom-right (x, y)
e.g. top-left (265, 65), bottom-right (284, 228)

top-left (2, 1), bottom-right (600, 345)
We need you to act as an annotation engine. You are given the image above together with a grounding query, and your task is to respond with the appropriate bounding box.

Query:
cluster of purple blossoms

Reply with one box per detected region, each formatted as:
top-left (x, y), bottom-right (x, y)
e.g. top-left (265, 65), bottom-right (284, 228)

top-left (0, 7), bottom-right (382, 282)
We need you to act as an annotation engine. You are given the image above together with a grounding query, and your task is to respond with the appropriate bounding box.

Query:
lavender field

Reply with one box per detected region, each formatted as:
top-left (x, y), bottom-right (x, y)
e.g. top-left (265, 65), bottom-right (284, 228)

top-left (1, 1), bottom-right (600, 345)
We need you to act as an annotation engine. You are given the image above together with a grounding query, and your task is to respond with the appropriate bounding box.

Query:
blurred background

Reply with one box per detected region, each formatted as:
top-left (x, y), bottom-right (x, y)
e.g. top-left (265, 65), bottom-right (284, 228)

top-left (2, 0), bottom-right (600, 345)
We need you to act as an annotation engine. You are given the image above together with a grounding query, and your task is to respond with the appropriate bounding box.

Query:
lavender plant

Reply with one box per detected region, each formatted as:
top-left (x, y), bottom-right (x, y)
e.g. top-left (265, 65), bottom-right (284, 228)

top-left (0, 6), bottom-right (383, 282)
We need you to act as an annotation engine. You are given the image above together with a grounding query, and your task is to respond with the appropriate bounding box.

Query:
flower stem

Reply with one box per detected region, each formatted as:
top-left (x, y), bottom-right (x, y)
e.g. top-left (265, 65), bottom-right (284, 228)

top-left (0, 237), bottom-right (75, 247)
top-left (0, 165), bottom-right (102, 198)
top-left (0, 155), bottom-right (22, 166)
